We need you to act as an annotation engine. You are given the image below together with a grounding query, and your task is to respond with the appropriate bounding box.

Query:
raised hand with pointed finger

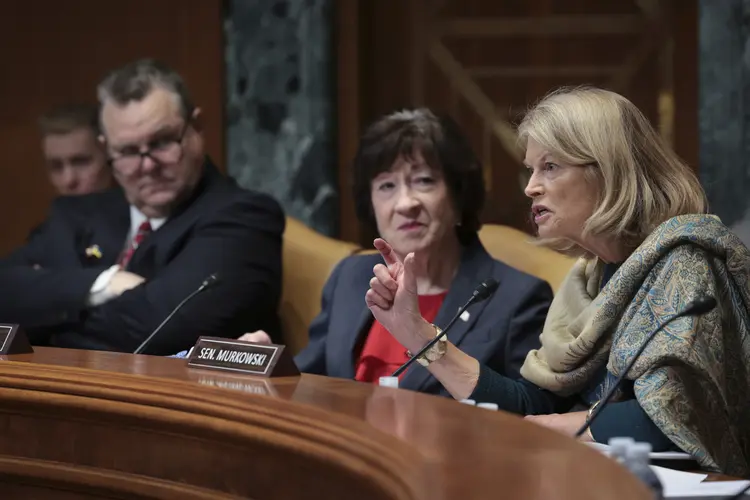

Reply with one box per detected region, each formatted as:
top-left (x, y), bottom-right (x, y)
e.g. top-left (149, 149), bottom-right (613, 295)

top-left (365, 238), bottom-right (432, 353)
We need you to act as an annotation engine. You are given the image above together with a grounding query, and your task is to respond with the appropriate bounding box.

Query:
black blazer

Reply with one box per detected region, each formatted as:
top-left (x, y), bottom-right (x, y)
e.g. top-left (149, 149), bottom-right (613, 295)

top-left (0, 159), bottom-right (285, 355)
top-left (294, 238), bottom-right (553, 395)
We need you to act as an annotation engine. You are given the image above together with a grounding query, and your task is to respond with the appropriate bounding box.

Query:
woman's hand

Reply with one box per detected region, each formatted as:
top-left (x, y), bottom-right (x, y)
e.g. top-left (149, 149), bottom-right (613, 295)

top-left (365, 238), bottom-right (484, 400)
top-left (238, 331), bottom-right (272, 344)
top-left (365, 238), bottom-right (431, 352)
top-left (524, 411), bottom-right (594, 441)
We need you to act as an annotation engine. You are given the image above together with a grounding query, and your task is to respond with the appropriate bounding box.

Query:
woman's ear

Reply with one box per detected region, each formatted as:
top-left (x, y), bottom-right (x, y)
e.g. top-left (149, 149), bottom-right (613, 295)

top-left (190, 107), bottom-right (204, 133)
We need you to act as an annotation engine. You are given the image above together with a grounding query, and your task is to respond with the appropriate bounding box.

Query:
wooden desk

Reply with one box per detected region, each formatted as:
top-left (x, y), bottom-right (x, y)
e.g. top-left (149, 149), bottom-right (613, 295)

top-left (0, 348), bottom-right (650, 499)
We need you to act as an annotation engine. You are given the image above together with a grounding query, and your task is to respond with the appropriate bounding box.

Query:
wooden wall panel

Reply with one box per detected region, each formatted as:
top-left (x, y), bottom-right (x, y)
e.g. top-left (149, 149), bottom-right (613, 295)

top-left (336, 0), bottom-right (363, 244)
top-left (672, 0), bottom-right (699, 172)
top-left (337, 0), bottom-right (698, 243)
top-left (0, 0), bottom-right (224, 257)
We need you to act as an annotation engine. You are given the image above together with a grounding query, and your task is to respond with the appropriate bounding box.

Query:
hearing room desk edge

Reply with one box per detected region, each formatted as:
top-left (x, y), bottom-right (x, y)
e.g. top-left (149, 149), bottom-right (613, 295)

top-left (0, 347), bottom-right (650, 499)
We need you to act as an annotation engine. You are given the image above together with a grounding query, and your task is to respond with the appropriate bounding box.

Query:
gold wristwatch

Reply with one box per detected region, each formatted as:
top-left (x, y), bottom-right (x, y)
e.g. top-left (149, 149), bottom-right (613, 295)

top-left (587, 400), bottom-right (601, 421)
top-left (407, 324), bottom-right (447, 367)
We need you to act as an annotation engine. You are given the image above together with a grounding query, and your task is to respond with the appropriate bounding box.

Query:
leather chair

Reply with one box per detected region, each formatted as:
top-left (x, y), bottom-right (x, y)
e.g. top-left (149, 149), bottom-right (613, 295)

top-left (280, 217), bottom-right (360, 353)
top-left (478, 224), bottom-right (575, 293)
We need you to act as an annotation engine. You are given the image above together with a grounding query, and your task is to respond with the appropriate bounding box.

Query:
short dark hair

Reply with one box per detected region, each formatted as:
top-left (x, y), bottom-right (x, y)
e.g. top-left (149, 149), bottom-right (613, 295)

top-left (352, 108), bottom-right (485, 244)
top-left (38, 102), bottom-right (99, 136)
top-left (96, 58), bottom-right (194, 119)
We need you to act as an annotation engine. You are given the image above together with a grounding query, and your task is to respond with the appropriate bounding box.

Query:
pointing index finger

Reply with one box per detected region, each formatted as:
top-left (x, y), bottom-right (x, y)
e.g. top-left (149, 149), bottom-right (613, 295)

top-left (373, 238), bottom-right (400, 267)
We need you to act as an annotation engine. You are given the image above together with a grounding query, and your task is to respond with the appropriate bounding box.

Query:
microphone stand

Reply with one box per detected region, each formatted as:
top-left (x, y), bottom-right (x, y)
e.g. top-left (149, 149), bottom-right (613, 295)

top-left (133, 274), bottom-right (218, 355)
top-left (391, 278), bottom-right (499, 377)
top-left (575, 296), bottom-right (716, 438)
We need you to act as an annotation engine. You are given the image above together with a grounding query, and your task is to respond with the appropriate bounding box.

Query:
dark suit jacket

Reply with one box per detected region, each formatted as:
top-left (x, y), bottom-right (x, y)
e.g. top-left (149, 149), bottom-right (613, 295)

top-left (0, 159), bottom-right (285, 355)
top-left (294, 237), bottom-right (553, 395)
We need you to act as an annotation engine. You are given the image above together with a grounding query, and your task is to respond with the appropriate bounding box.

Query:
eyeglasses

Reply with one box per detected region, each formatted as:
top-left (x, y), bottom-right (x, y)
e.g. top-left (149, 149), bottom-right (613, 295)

top-left (106, 120), bottom-right (191, 173)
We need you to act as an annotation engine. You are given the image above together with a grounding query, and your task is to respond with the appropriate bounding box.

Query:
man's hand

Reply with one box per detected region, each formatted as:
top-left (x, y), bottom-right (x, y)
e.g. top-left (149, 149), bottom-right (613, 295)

top-left (107, 270), bottom-right (146, 297)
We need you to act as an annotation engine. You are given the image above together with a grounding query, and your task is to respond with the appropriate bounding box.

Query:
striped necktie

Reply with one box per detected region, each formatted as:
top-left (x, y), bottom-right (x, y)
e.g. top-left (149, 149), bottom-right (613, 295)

top-left (118, 220), bottom-right (152, 268)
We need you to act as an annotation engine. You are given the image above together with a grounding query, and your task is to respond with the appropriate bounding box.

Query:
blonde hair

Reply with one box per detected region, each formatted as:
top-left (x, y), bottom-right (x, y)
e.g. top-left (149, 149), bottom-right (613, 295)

top-left (518, 86), bottom-right (708, 256)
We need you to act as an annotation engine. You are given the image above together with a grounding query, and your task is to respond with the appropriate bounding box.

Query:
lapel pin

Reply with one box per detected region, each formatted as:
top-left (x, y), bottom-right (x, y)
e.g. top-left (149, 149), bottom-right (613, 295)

top-left (85, 245), bottom-right (103, 259)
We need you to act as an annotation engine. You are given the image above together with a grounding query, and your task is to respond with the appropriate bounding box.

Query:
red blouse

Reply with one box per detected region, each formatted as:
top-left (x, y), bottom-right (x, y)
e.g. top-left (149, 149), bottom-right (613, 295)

top-left (354, 292), bottom-right (448, 383)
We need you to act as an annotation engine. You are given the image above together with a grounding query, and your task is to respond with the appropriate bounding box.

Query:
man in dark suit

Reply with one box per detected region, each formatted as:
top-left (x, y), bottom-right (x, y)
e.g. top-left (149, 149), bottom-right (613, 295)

top-left (0, 59), bottom-right (284, 355)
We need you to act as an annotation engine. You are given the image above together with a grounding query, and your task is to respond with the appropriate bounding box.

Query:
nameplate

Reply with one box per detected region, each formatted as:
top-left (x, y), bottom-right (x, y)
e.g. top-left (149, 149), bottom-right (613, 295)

top-left (0, 324), bottom-right (33, 355)
top-left (186, 336), bottom-right (299, 377)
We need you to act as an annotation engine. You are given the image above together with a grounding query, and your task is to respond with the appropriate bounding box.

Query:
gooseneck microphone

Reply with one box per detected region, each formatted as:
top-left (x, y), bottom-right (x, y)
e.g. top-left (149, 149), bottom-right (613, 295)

top-left (391, 278), bottom-right (500, 377)
top-left (574, 295), bottom-right (717, 439)
top-left (133, 273), bottom-right (220, 355)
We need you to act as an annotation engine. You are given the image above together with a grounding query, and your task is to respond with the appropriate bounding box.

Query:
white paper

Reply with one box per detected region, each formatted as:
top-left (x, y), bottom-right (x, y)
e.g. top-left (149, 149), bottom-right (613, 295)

top-left (586, 444), bottom-right (750, 497)
top-left (663, 479), bottom-right (750, 498)
top-left (650, 465), bottom-right (707, 496)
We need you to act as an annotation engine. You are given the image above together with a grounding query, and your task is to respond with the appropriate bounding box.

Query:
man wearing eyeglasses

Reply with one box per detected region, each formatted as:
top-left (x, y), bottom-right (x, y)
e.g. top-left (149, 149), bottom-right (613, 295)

top-left (0, 59), bottom-right (285, 355)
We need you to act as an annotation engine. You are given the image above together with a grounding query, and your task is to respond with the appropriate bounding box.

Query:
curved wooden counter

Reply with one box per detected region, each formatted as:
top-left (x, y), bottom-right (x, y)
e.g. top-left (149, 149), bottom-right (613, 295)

top-left (0, 348), bottom-right (650, 499)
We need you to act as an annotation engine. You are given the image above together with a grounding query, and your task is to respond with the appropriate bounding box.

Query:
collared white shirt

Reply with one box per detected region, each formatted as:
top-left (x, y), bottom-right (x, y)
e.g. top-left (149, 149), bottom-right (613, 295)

top-left (87, 206), bottom-right (167, 306)
top-left (126, 205), bottom-right (167, 244)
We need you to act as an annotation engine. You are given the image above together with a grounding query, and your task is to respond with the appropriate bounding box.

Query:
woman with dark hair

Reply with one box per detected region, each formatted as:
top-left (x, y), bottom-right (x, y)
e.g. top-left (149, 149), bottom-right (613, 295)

top-left (241, 108), bottom-right (553, 395)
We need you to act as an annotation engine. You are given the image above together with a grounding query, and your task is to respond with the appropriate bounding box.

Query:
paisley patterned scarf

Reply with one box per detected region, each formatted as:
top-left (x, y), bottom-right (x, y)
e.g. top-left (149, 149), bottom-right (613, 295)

top-left (520, 214), bottom-right (750, 476)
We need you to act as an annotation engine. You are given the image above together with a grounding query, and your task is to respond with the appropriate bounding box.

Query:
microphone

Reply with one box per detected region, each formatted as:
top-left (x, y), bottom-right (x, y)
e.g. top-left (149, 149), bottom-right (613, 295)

top-left (133, 273), bottom-right (220, 355)
top-left (391, 278), bottom-right (500, 377)
top-left (574, 295), bottom-right (717, 439)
